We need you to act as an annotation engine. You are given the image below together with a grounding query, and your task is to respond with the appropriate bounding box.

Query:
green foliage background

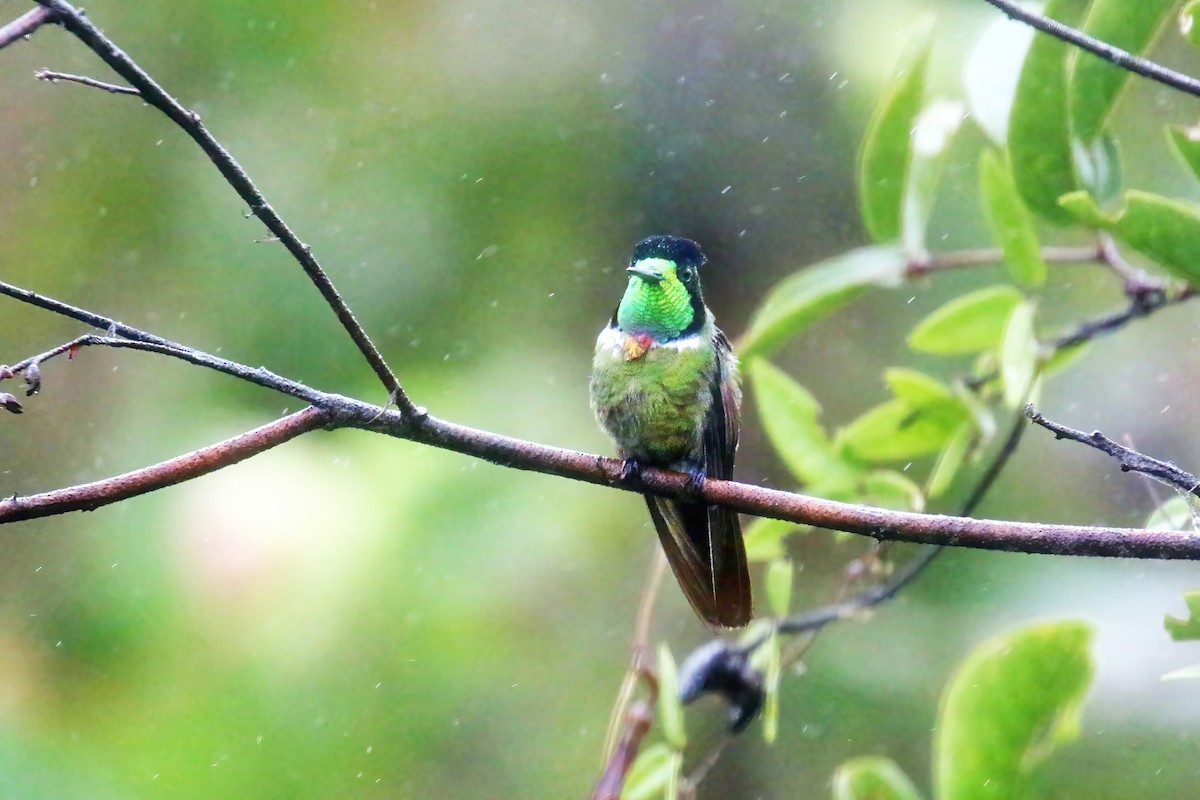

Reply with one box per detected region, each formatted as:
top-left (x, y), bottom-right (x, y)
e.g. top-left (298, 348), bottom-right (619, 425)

top-left (3, 0), bottom-right (1200, 796)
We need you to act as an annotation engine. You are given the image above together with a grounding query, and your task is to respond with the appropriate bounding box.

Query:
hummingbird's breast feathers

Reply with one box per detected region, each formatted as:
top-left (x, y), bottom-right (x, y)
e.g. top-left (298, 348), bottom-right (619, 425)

top-left (590, 315), bottom-right (720, 466)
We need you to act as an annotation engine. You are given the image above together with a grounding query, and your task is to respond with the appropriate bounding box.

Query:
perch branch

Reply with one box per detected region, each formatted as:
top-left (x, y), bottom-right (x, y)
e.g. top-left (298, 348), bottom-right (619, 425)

top-left (4, 272), bottom-right (1200, 557)
top-left (30, 0), bottom-right (415, 415)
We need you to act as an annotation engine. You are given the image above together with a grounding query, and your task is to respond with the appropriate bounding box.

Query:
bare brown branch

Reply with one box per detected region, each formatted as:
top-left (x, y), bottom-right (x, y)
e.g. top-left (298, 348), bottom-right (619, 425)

top-left (0, 275), bottom-right (1196, 558)
top-left (0, 408), bottom-right (327, 523)
top-left (5, 336), bottom-right (1194, 558)
top-left (0, 6), bottom-right (56, 50)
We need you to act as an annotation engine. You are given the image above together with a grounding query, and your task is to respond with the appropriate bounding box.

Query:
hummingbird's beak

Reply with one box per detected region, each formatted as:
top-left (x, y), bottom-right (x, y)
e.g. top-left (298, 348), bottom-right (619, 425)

top-left (626, 260), bottom-right (666, 283)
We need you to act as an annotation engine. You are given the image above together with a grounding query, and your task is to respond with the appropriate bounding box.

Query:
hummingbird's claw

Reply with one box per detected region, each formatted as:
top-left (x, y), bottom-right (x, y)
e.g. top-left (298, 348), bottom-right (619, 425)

top-left (684, 467), bottom-right (707, 497)
top-left (619, 458), bottom-right (645, 485)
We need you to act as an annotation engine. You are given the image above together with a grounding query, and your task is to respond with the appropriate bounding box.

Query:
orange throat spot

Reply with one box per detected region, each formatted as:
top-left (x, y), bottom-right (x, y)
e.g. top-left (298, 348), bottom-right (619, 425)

top-left (623, 333), bottom-right (654, 361)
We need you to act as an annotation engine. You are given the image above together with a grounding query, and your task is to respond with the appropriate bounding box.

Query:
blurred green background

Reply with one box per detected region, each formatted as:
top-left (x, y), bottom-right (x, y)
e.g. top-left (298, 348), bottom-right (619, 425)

top-left (4, 0), bottom-right (1200, 796)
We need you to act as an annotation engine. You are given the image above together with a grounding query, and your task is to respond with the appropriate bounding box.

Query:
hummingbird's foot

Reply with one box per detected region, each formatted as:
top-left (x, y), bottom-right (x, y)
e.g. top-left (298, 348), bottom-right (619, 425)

top-left (682, 467), bottom-right (708, 500)
top-left (619, 458), bottom-right (646, 485)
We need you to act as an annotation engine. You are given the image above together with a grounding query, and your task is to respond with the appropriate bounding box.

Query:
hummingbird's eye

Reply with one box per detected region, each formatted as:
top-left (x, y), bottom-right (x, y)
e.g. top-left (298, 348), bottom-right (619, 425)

top-left (679, 266), bottom-right (694, 280)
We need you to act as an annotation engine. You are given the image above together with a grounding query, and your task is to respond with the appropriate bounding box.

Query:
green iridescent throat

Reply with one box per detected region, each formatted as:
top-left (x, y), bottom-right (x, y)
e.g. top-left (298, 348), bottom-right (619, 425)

top-left (616, 259), bottom-right (694, 341)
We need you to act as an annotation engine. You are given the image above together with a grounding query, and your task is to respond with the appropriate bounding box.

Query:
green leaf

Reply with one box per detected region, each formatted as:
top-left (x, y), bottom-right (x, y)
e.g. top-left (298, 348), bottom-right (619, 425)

top-left (954, 383), bottom-right (997, 444)
top-left (664, 752), bottom-right (682, 800)
top-left (858, 20), bottom-right (935, 243)
top-left (762, 632), bottom-right (783, 744)
top-left (885, 367), bottom-right (955, 406)
top-left (804, 470), bottom-right (924, 513)
top-left (934, 620), bottom-right (1094, 800)
top-left (927, 422), bottom-right (974, 500)
top-left (1162, 664), bottom-right (1200, 681)
top-left (1059, 190), bottom-right (1200, 283)
top-left (1072, 0), bottom-right (1176, 142)
top-left (908, 285), bottom-right (1024, 354)
top-left (1071, 132), bottom-right (1122, 206)
top-left (1146, 495), bottom-right (1194, 531)
top-left (964, 13), bottom-right (1035, 144)
top-left (623, 743), bottom-right (674, 800)
top-left (656, 643), bottom-right (686, 750)
top-left (742, 517), bottom-right (806, 563)
top-left (1000, 300), bottom-right (1039, 408)
top-left (979, 149), bottom-right (1046, 285)
top-left (903, 100), bottom-right (966, 253)
top-left (1008, 0), bottom-right (1090, 224)
top-left (1166, 125), bottom-right (1200, 186)
top-left (1165, 591), bottom-right (1200, 642)
top-left (742, 246), bottom-right (907, 358)
top-left (766, 558), bottom-right (793, 617)
top-left (1182, 1), bottom-right (1200, 46)
top-left (860, 470), bottom-right (925, 512)
top-left (838, 399), bottom-right (969, 463)
top-left (749, 359), bottom-right (859, 487)
top-left (833, 756), bottom-right (926, 800)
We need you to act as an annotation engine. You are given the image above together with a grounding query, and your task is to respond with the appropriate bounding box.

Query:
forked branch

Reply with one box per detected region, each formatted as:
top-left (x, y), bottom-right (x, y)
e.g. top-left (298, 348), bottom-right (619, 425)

top-left (24, 0), bottom-right (415, 414)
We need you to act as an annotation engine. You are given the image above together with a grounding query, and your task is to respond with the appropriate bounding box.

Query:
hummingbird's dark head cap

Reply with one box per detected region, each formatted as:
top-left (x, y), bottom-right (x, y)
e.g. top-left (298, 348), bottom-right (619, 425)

top-left (630, 235), bottom-right (706, 294)
top-left (631, 235), bottom-right (707, 269)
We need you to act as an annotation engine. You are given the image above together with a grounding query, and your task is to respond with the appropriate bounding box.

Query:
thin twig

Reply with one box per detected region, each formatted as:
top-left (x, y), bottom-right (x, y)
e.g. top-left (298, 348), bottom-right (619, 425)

top-left (1097, 232), bottom-right (1156, 294)
top-left (590, 699), bottom-right (655, 800)
top-left (600, 553), bottom-right (667, 767)
top-left (1025, 404), bottom-right (1200, 496)
top-left (4, 332), bottom-right (327, 406)
top-left (978, 0), bottom-right (1200, 99)
top-left (1048, 288), bottom-right (1196, 351)
top-left (31, 0), bottom-right (415, 415)
top-left (906, 244), bottom-right (1099, 277)
top-left (959, 272), bottom-right (1195, 392)
top-left (0, 6), bottom-right (56, 50)
top-left (1, 278), bottom-right (189, 349)
top-left (35, 69), bottom-right (138, 95)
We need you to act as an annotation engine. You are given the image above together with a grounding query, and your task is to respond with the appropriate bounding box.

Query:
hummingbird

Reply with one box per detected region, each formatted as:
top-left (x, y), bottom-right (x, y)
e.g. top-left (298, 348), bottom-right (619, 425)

top-left (590, 235), bottom-right (752, 628)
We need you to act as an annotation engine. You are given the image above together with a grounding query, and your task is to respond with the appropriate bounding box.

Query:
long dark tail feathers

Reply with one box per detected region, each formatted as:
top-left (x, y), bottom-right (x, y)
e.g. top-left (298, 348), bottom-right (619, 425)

top-left (645, 494), bottom-right (752, 628)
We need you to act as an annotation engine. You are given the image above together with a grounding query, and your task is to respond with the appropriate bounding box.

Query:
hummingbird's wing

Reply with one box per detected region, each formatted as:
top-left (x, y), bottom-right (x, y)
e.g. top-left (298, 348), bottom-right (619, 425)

top-left (645, 330), bottom-right (752, 628)
top-left (701, 331), bottom-right (752, 624)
